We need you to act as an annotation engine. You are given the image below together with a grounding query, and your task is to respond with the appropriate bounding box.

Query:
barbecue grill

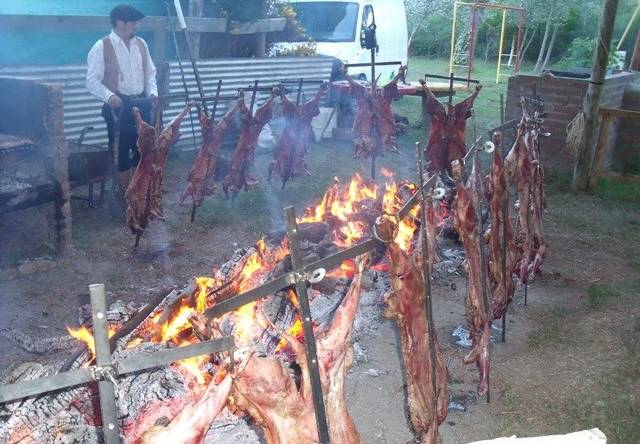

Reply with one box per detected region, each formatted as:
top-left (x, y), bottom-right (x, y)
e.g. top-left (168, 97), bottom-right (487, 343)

top-left (0, 76), bottom-right (71, 269)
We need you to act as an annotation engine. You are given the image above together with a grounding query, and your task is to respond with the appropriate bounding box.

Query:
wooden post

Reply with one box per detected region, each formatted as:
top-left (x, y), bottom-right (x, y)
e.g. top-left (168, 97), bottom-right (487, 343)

top-left (153, 29), bottom-right (167, 64)
top-left (630, 26), bottom-right (640, 71)
top-left (588, 111), bottom-right (613, 187)
top-left (188, 0), bottom-right (204, 59)
top-left (572, 0), bottom-right (619, 192)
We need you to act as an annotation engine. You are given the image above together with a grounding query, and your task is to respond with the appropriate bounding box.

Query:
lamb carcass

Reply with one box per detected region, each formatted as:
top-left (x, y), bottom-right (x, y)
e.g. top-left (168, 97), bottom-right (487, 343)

top-left (232, 259), bottom-right (367, 444)
top-left (140, 373), bottom-right (233, 444)
top-left (126, 103), bottom-right (192, 238)
top-left (180, 97), bottom-right (242, 207)
top-left (343, 66), bottom-right (406, 158)
top-left (375, 215), bottom-right (448, 444)
top-left (485, 150), bottom-right (519, 320)
top-left (419, 80), bottom-right (482, 173)
top-left (453, 180), bottom-right (492, 396)
top-left (222, 88), bottom-right (278, 196)
top-left (269, 83), bottom-right (328, 187)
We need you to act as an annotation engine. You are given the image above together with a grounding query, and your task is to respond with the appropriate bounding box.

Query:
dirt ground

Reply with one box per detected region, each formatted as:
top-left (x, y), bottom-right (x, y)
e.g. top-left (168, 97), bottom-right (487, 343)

top-left (1, 126), bottom-right (639, 443)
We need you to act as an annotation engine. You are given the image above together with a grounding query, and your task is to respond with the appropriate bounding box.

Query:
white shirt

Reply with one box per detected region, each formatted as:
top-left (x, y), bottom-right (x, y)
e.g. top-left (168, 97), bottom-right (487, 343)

top-left (86, 31), bottom-right (158, 103)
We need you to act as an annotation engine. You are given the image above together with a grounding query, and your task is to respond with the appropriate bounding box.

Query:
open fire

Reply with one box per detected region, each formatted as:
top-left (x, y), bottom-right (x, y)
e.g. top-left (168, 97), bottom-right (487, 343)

top-left (51, 170), bottom-right (455, 442)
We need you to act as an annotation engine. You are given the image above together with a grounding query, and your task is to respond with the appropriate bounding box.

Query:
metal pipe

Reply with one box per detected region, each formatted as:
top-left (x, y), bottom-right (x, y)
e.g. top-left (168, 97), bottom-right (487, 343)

top-left (616, 2), bottom-right (640, 50)
top-left (473, 153), bottom-right (492, 404)
top-left (496, 10), bottom-right (507, 84)
top-left (449, 1), bottom-right (458, 75)
top-left (90, 284), bottom-right (121, 444)
top-left (424, 73), bottom-right (480, 84)
top-left (343, 61), bottom-right (401, 68)
top-left (284, 206), bottom-right (331, 444)
top-left (415, 142), bottom-right (440, 417)
top-left (166, 1), bottom-right (199, 151)
top-left (173, 0), bottom-right (208, 114)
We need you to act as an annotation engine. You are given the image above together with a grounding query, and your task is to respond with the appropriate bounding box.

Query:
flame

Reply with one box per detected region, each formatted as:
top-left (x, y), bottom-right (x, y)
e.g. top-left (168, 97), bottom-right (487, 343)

top-left (195, 277), bottom-right (216, 313)
top-left (334, 221), bottom-right (367, 247)
top-left (287, 289), bottom-right (300, 309)
top-left (299, 174), bottom-right (378, 224)
top-left (174, 338), bottom-right (210, 385)
top-left (66, 325), bottom-right (116, 361)
top-left (275, 318), bottom-right (304, 352)
top-left (328, 259), bottom-right (356, 279)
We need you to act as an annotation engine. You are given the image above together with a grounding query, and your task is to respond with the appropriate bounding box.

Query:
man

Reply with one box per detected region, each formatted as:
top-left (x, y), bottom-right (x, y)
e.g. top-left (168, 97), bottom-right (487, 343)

top-left (86, 4), bottom-right (158, 203)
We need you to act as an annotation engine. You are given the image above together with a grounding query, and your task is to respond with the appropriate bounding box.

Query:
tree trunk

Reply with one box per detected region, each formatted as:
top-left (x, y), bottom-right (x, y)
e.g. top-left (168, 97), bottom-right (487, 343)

top-left (507, 35), bottom-right (516, 66)
top-left (541, 25), bottom-right (559, 71)
top-left (520, 27), bottom-right (537, 62)
top-left (408, 26), bottom-right (419, 53)
top-left (572, 0), bottom-right (619, 191)
top-left (630, 27), bottom-right (640, 70)
top-left (534, 14), bottom-right (552, 73)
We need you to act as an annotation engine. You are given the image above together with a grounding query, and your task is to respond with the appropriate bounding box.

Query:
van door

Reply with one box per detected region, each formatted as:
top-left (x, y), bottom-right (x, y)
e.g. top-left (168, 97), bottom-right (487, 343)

top-left (358, 2), bottom-right (398, 81)
top-left (358, 3), bottom-right (376, 73)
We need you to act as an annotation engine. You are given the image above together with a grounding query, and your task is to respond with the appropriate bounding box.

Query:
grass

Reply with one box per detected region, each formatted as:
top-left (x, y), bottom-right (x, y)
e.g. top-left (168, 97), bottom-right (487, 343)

top-left (527, 306), bottom-right (571, 349)
top-left (587, 283), bottom-right (621, 309)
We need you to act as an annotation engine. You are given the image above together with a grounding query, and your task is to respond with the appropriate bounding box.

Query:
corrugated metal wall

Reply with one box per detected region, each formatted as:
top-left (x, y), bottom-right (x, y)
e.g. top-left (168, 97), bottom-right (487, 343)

top-left (0, 56), bottom-right (334, 149)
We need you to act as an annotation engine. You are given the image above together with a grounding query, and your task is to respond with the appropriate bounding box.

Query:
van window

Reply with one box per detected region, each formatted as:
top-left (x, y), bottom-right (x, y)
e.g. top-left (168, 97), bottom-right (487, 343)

top-left (289, 2), bottom-right (359, 43)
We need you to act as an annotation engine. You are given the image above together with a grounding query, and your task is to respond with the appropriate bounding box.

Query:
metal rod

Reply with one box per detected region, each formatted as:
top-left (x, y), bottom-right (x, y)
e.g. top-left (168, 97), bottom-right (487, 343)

top-left (424, 73), bottom-right (480, 84)
top-left (472, 154), bottom-right (492, 404)
top-left (90, 284), bottom-right (121, 444)
top-left (211, 79), bottom-right (223, 118)
top-left (500, 93), bottom-right (505, 125)
top-left (343, 61), bottom-right (401, 68)
top-left (0, 333), bottom-right (232, 405)
top-left (501, 195), bottom-right (508, 343)
top-left (415, 142), bottom-right (440, 418)
top-left (524, 280), bottom-right (528, 306)
top-left (204, 239), bottom-right (378, 320)
top-left (284, 206), bottom-right (330, 444)
top-left (449, 1), bottom-right (458, 75)
top-left (116, 337), bottom-right (234, 375)
top-left (250, 80), bottom-right (259, 112)
top-left (296, 77), bottom-right (303, 106)
top-left (173, 0), bottom-right (208, 114)
top-left (501, 311), bottom-right (506, 343)
top-left (449, 72), bottom-right (455, 105)
top-left (496, 9), bottom-right (507, 84)
top-left (166, 1), bottom-right (199, 151)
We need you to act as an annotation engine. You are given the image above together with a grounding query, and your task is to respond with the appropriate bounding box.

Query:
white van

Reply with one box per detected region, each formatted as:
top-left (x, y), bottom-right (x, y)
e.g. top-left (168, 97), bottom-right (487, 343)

top-left (273, 0), bottom-right (408, 82)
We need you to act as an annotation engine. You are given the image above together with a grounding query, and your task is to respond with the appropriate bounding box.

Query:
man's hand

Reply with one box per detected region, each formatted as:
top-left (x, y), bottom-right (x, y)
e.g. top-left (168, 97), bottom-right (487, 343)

top-left (108, 94), bottom-right (122, 109)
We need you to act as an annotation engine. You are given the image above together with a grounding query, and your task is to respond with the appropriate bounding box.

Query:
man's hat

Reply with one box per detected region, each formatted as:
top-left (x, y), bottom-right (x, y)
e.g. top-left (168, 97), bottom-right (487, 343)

top-left (110, 4), bottom-right (145, 24)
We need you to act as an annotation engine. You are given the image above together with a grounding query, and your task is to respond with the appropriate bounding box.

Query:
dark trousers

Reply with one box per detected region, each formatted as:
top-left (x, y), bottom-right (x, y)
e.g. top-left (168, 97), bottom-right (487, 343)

top-left (102, 94), bottom-right (152, 172)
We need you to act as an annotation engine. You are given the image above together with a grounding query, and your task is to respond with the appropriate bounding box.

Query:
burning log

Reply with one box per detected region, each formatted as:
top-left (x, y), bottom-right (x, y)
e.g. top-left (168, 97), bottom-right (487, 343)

top-left (343, 66), bottom-right (406, 158)
top-left (126, 103), bottom-right (193, 243)
top-left (180, 96), bottom-right (242, 208)
top-left (453, 180), bottom-right (492, 396)
top-left (269, 83), bottom-right (328, 187)
top-left (232, 259), bottom-right (367, 444)
top-left (375, 215), bottom-right (448, 444)
top-left (222, 88), bottom-right (279, 197)
top-left (418, 80), bottom-right (482, 173)
top-left (486, 151), bottom-right (519, 320)
top-left (140, 373), bottom-right (233, 444)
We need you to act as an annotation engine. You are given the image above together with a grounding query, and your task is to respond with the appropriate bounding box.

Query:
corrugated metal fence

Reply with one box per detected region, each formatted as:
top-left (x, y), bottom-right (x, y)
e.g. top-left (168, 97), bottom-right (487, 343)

top-left (0, 56), bottom-right (334, 149)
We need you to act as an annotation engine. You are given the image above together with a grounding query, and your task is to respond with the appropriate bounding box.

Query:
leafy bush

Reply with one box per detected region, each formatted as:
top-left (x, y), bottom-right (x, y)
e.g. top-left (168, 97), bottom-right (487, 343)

top-left (556, 37), bottom-right (624, 69)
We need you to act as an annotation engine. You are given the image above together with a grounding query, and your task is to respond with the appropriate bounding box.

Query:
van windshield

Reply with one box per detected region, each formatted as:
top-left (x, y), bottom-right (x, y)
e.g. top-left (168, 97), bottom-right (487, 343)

top-left (289, 2), bottom-right (359, 42)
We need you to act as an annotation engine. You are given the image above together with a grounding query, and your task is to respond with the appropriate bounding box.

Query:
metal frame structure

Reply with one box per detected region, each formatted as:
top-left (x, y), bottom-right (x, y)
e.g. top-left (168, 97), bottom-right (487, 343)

top-left (0, 139), bottom-right (492, 443)
top-left (449, 2), bottom-right (525, 84)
